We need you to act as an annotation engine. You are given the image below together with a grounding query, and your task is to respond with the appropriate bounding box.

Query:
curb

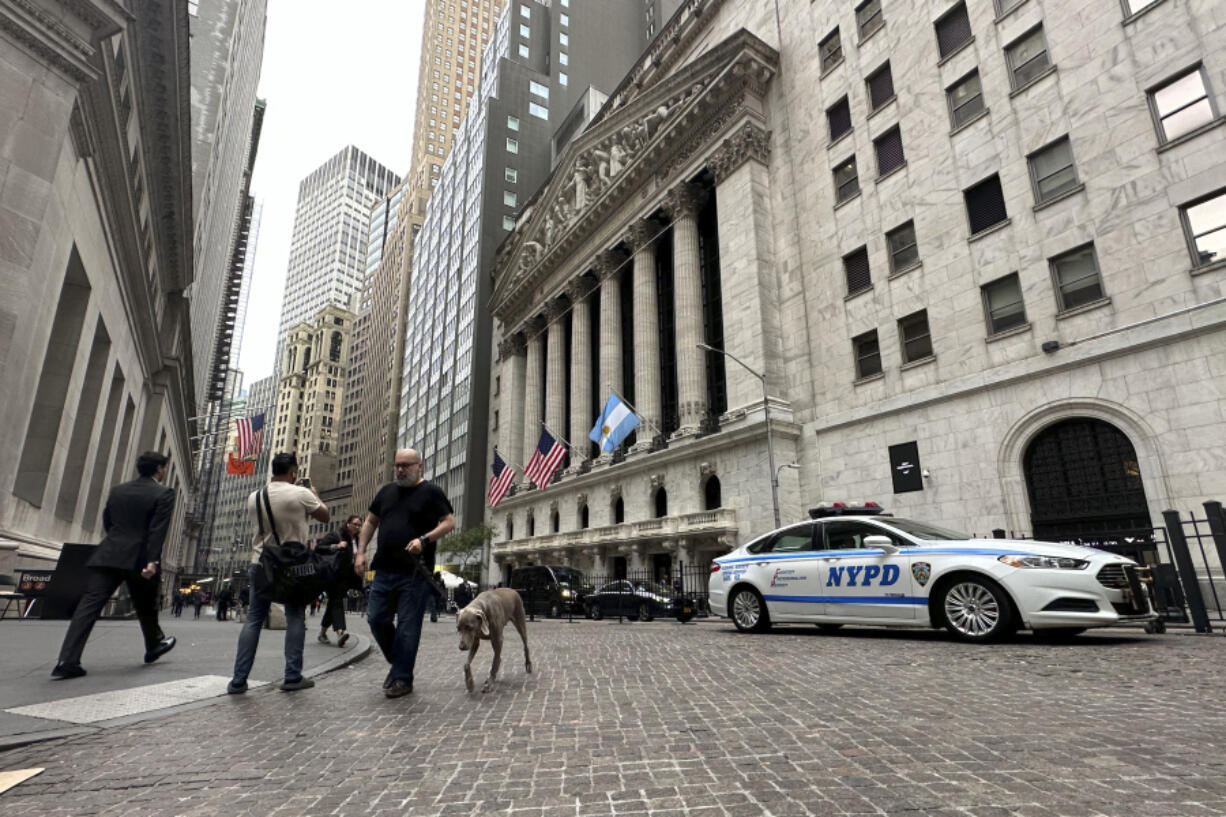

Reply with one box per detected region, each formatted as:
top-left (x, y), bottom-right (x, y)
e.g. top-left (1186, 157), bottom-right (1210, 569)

top-left (0, 635), bottom-right (372, 752)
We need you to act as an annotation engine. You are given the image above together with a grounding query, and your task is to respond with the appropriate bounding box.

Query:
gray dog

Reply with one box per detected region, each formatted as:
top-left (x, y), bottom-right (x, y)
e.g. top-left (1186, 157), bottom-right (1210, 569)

top-left (455, 588), bottom-right (533, 693)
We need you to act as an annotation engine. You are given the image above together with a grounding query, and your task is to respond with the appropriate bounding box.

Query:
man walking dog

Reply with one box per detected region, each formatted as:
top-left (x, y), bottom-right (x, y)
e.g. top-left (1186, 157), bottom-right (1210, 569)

top-left (354, 448), bottom-right (455, 698)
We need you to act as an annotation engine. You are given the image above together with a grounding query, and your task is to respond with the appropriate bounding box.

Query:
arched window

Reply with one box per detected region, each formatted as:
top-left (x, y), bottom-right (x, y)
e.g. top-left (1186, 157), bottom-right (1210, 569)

top-left (579, 504), bottom-right (589, 528)
top-left (329, 331), bottom-right (343, 362)
top-left (654, 487), bottom-right (668, 518)
top-left (507, 518), bottom-right (514, 540)
top-left (551, 511), bottom-right (559, 533)
top-left (704, 475), bottom-right (722, 510)
top-left (527, 513), bottom-right (535, 537)
top-left (613, 497), bottom-right (624, 524)
top-left (302, 347), bottom-right (311, 371)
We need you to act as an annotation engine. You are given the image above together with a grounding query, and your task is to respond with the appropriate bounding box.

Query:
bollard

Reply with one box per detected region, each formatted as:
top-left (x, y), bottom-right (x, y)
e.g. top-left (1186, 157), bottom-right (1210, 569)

top-left (1202, 501), bottom-right (1226, 587)
top-left (1162, 510), bottom-right (1212, 633)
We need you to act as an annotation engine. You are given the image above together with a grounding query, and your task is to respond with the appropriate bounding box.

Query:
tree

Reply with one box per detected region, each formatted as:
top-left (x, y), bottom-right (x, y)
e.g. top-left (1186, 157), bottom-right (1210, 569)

top-left (437, 524), bottom-right (492, 582)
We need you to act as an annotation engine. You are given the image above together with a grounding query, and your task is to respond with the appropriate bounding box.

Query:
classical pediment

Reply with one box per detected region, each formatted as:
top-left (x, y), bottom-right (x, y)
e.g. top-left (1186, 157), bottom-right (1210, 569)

top-left (491, 27), bottom-right (779, 325)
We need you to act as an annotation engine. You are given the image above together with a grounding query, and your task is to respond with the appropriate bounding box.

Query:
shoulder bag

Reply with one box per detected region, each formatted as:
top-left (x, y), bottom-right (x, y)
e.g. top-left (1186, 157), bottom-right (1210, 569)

top-left (254, 488), bottom-right (329, 604)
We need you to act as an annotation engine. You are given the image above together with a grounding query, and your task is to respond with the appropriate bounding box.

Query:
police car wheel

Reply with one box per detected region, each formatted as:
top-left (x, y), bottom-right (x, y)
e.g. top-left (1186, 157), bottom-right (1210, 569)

top-left (730, 588), bottom-right (771, 633)
top-left (936, 576), bottom-right (1015, 643)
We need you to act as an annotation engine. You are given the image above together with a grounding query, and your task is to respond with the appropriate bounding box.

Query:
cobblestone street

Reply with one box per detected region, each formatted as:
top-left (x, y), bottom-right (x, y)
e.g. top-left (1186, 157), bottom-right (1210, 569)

top-left (2, 619), bottom-right (1225, 817)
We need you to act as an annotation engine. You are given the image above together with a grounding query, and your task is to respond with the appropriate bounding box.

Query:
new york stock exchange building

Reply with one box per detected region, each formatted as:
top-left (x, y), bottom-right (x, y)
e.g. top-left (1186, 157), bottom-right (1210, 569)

top-left (484, 0), bottom-right (1226, 584)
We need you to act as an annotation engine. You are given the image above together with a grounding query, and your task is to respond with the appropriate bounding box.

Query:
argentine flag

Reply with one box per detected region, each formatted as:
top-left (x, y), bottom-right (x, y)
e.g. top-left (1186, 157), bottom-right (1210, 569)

top-left (589, 394), bottom-right (641, 452)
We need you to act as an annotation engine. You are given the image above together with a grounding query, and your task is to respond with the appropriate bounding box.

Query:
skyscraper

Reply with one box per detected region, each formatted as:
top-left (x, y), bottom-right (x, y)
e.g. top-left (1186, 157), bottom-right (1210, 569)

top-left (399, 0), bottom-right (681, 537)
top-left (275, 146), bottom-right (400, 356)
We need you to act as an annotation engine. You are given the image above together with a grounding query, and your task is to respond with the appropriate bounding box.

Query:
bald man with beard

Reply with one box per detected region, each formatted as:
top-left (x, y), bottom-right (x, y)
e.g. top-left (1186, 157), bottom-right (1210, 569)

top-left (355, 448), bottom-right (455, 698)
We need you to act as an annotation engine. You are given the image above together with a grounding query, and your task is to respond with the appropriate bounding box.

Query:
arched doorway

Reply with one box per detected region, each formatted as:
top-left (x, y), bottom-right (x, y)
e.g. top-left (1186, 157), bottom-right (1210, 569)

top-left (704, 476), bottom-right (721, 510)
top-left (1023, 417), bottom-right (1151, 539)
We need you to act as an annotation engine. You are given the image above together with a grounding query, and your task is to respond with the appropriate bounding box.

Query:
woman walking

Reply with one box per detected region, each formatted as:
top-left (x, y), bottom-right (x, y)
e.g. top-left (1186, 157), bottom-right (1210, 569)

top-left (317, 515), bottom-right (362, 647)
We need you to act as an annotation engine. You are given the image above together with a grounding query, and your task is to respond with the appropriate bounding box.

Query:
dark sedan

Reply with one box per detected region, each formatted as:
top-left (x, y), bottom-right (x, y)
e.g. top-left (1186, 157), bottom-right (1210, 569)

top-left (585, 580), bottom-right (696, 622)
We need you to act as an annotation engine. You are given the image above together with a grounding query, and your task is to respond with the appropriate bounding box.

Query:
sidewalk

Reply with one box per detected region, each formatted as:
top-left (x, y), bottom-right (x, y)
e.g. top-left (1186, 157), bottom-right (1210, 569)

top-left (0, 611), bottom-right (370, 749)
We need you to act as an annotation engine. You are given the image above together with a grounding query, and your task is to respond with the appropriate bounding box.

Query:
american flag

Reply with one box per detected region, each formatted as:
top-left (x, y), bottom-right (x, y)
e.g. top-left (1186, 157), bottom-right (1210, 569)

top-left (487, 450), bottom-right (515, 508)
top-left (235, 412), bottom-right (265, 459)
top-left (524, 428), bottom-right (566, 490)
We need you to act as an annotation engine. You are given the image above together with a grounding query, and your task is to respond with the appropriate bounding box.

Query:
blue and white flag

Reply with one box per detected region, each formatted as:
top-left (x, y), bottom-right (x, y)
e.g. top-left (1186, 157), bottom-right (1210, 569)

top-left (589, 394), bottom-right (641, 453)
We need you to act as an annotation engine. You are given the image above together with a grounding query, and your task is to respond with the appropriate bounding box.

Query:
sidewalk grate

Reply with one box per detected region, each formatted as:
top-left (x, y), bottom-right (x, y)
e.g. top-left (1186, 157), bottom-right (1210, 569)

top-left (4, 676), bottom-right (266, 724)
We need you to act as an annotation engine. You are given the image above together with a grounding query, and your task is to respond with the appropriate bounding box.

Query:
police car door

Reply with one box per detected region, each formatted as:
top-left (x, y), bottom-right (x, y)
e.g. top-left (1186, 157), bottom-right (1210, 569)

top-left (755, 522), bottom-right (823, 621)
top-left (817, 520), bottom-right (915, 621)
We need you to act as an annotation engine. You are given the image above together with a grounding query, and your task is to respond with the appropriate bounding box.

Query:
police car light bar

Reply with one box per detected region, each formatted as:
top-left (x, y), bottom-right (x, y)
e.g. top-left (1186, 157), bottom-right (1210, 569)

top-left (808, 501), bottom-right (884, 519)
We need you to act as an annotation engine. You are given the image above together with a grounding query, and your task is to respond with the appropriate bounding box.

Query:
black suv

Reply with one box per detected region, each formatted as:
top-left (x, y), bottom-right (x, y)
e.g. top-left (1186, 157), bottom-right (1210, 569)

top-left (510, 565), bottom-right (592, 618)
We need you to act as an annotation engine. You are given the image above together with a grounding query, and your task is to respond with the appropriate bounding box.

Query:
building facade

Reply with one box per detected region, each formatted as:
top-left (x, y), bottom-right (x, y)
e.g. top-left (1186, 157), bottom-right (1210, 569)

top-left (487, 0), bottom-right (1226, 582)
top-left (271, 302), bottom-right (358, 498)
top-left (275, 146), bottom-right (399, 356)
top-left (0, 1), bottom-right (197, 588)
top-left (399, 0), bottom-right (683, 536)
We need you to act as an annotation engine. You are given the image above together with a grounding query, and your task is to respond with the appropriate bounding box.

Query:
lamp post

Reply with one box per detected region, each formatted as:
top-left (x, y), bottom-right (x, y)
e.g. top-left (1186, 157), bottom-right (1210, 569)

top-left (697, 343), bottom-right (782, 529)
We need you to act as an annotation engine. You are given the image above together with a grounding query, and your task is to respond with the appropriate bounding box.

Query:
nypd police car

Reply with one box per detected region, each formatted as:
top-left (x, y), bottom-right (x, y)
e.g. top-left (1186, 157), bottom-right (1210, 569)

top-left (709, 503), bottom-right (1158, 642)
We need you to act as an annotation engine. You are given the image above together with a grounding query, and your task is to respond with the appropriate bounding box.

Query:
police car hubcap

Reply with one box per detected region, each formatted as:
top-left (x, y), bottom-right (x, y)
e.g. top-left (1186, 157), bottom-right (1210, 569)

top-left (733, 592), bottom-right (759, 628)
top-left (945, 583), bottom-right (999, 636)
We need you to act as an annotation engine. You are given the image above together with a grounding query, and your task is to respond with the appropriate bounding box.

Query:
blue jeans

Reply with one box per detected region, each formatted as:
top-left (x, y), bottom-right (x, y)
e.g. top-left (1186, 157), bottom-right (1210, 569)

top-left (231, 564), bottom-right (307, 684)
top-left (366, 571), bottom-right (430, 684)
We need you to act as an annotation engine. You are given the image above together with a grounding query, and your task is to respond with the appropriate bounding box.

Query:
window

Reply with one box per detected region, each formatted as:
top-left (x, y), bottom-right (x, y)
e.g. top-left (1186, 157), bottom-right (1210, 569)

top-left (935, 2), bottom-right (972, 59)
top-left (874, 127), bottom-right (906, 176)
top-left (833, 156), bottom-right (859, 203)
top-left (559, 52), bottom-right (568, 65)
top-left (519, 23), bottom-right (529, 37)
top-left (866, 62), bottom-right (895, 112)
top-left (504, 191), bottom-right (517, 207)
top-left (964, 174), bottom-right (1008, 235)
top-left (827, 96), bottom-right (852, 142)
top-left (1124, 0), bottom-right (1162, 13)
top-left (505, 167), bottom-right (517, 182)
top-left (995, 0), bottom-right (1026, 16)
top-left (886, 221), bottom-right (919, 273)
top-left (1180, 189), bottom-right (1226, 268)
top-left (502, 215), bottom-right (515, 231)
top-left (1050, 244), bottom-right (1105, 310)
top-left (518, 44), bottom-right (529, 58)
top-left (559, 72), bottom-right (568, 86)
top-left (947, 70), bottom-right (985, 129)
top-left (1149, 66), bottom-right (1215, 143)
top-left (982, 273), bottom-right (1027, 334)
top-left (898, 310), bottom-right (933, 363)
top-left (519, 4), bottom-right (529, 16)
top-left (529, 80), bottom-right (549, 99)
top-left (1028, 136), bottom-right (1079, 204)
top-left (559, 31), bottom-right (568, 46)
top-left (529, 101), bottom-right (548, 119)
top-left (819, 28), bottom-right (843, 73)
top-left (843, 246), bottom-right (872, 295)
top-left (856, 0), bottom-right (884, 39)
top-left (853, 330), bottom-right (882, 379)
top-left (1006, 26), bottom-right (1052, 91)
top-left (560, 12), bottom-right (568, 25)
top-left (507, 115), bottom-right (519, 131)
top-left (506, 137), bottom-right (519, 153)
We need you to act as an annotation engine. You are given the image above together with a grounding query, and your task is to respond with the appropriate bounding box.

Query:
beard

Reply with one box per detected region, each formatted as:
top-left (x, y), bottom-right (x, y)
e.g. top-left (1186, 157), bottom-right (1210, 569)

top-left (395, 477), bottom-right (415, 488)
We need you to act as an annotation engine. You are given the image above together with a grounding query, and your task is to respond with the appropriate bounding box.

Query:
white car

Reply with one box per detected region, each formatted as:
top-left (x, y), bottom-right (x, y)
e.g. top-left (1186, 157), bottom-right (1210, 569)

top-left (709, 505), bottom-right (1158, 642)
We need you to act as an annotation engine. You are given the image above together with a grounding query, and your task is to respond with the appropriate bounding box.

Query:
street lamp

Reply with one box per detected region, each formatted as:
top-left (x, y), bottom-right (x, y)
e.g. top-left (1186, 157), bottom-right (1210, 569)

top-left (697, 343), bottom-right (782, 529)
top-left (776, 461), bottom-right (799, 485)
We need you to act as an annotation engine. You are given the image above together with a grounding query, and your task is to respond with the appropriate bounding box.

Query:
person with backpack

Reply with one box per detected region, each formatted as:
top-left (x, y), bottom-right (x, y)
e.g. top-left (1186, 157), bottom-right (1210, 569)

top-left (226, 452), bottom-right (329, 694)
top-left (316, 514), bottom-right (362, 646)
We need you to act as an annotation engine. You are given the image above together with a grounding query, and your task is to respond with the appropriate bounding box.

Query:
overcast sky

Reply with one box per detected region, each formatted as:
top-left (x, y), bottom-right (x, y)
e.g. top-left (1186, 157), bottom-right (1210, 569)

top-left (235, 0), bottom-right (422, 386)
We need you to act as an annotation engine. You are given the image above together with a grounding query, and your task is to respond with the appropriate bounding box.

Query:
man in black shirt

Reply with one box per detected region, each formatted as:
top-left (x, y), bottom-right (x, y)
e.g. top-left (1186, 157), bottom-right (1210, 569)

top-left (355, 448), bottom-right (455, 698)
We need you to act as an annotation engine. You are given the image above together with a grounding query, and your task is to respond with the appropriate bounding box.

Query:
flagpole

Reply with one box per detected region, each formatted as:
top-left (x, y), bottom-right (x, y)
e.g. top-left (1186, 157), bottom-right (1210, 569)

top-left (607, 386), bottom-right (663, 438)
top-left (541, 421), bottom-right (574, 450)
top-left (493, 446), bottom-right (527, 474)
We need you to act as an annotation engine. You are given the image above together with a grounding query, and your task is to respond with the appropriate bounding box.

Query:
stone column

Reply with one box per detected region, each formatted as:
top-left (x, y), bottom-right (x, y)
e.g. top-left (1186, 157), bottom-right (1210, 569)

top-left (664, 182), bottom-right (709, 438)
top-left (544, 298), bottom-right (568, 446)
top-left (521, 315), bottom-right (545, 475)
top-left (566, 276), bottom-right (593, 467)
top-left (709, 122), bottom-right (782, 418)
top-left (497, 333), bottom-right (527, 482)
top-left (596, 249), bottom-right (626, 398)
top-left (626, 219), bottom-right (661, 452)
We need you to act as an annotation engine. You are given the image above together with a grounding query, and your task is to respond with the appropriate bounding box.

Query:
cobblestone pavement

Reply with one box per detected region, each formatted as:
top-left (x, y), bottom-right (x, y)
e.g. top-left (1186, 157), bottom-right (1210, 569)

top-left (2, 619), bottom-right (1224, 817)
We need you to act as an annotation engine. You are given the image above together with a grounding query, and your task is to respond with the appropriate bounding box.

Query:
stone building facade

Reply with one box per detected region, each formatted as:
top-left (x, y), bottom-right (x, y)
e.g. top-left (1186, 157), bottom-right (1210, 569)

top-left (0, 1), bottom-right (197, 588)
top-left (487, 0), bottom-right (1226, 582)
top-left (270, 302), bottom-right (357, 497)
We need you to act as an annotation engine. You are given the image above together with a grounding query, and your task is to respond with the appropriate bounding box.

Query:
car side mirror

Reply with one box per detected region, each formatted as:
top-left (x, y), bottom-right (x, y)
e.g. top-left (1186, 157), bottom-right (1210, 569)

top-left (864, 534), bottom-right (898, 554)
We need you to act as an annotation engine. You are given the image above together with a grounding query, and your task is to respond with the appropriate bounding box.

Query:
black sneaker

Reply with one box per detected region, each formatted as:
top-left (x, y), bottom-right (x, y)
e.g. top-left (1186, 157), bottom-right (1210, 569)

top-left (226, 679), bottom-right (248, 694)
top-left (279, 677), bottom-right (315, 692)
top-left (384, 679), bottom-right (412, 698)
top-left (336, 631), bottom-right (350, 648)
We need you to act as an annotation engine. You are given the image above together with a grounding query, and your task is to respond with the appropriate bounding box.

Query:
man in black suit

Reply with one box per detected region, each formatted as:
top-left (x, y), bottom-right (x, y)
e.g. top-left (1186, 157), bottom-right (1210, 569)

top-left (52, 451), bottom-right (178, 679)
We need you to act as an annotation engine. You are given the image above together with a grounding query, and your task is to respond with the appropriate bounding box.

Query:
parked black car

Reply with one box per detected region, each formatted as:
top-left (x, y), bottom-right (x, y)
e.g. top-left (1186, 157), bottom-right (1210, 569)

top-left (509, 565), bottom-right (593, 617)
top-left (584, 580), bottom-right (696, 622)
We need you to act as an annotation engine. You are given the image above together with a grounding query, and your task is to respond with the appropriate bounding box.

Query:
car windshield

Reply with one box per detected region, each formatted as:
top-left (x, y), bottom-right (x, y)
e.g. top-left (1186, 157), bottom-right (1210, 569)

top-left (553, 568), bottom-right (587, 588)
top-left (635, 581), bottom-right (672, 596)
top-left (881, 517), bottom-right (971, 541)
